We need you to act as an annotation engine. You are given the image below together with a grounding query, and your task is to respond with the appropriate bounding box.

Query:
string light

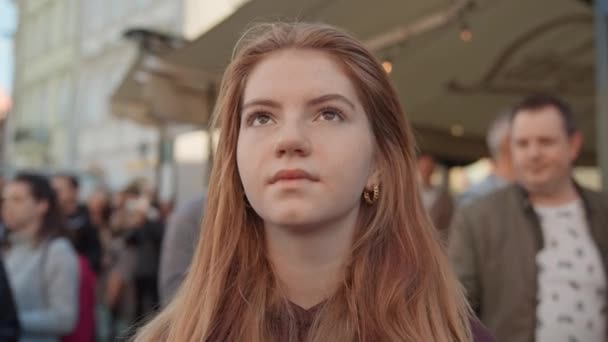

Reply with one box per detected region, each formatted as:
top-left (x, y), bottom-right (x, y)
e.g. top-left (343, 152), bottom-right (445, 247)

top-left (459, 22), bottom-right (473, 42)
top-left (382, 60), bottom-right (393, 74)
top-left (451, 124), bottom-right (465, 137)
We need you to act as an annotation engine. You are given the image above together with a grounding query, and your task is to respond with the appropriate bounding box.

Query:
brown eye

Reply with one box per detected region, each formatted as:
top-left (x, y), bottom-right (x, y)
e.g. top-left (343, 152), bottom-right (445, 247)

top-left (317, 107), bottom-right (344, 122)
top-left (248, 112), bottom-right (274, 126)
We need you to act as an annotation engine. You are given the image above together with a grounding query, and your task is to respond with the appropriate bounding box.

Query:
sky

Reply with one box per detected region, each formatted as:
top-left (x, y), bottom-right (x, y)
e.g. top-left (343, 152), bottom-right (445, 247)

top-left (0, 0), bottom-right (17, 94)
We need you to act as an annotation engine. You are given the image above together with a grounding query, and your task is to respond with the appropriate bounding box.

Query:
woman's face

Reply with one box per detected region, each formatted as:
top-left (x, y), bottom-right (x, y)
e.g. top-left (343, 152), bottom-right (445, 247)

top-left (236, 49), bottom-right (378, 231)
top-left (1, 181), bottom-right (45, 232)
top-left (87, 191), bottom-right (107, 213)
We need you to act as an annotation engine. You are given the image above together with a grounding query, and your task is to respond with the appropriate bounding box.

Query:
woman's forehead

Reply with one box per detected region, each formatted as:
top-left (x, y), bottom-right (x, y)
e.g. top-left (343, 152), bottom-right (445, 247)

top-left (242, 49), bottom-right (360, 107)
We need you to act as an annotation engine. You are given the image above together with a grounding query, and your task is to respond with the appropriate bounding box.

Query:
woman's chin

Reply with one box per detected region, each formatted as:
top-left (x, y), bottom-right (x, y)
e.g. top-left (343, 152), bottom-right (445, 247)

top-left (262, 207), bottom-right (323, 232)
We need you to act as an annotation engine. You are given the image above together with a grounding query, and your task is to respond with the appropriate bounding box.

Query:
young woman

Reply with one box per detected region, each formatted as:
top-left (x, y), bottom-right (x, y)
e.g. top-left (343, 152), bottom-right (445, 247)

top-left (2, 172), bottom-right (80, 342)
top-left (135, 22), bottom-right (492, 342)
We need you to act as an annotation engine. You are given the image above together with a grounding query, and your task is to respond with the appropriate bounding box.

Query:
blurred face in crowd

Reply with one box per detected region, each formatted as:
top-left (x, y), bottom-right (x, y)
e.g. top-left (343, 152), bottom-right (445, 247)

top-left (2, 181), bottom-right (47, 231)
top-left (87, 189), bottom-right (107, 215)
top-left (511, 105), bottom-right (582, 196)
top-left (237, 49), bottom-right (378, 231)
top-left (125, 196), bottom-right (149, 226)
top-left (52, 176), bottom-right (78, 213)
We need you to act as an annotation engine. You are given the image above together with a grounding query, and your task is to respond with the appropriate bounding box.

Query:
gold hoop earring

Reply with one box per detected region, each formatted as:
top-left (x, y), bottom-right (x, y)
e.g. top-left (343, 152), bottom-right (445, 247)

top-left (363, 184), bottom-right (380, 205)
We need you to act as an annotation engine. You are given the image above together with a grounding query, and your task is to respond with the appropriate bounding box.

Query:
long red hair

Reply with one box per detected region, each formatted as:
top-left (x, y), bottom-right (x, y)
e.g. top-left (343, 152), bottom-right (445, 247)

top-left (134, 22), bottom-right (472, 342)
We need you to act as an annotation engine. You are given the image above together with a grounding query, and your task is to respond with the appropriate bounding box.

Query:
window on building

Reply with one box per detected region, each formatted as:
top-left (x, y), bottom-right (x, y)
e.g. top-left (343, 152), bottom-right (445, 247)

top-left (31, 12), bottom-right (42, 58)
top-left (46, 76), bottom-right (59, 127)
top-left (38, 80), bottom-right (50, 130)
top-left (38, 6), bottom-right (51, 55)
top-left (57, 73), bottom-right (73, 125)
top-left (50, 0), bottom-right (62, 49)
top-left (22, 19), bottom-right (32, 62)
top-left (66, 0), bottom-right (80, 40)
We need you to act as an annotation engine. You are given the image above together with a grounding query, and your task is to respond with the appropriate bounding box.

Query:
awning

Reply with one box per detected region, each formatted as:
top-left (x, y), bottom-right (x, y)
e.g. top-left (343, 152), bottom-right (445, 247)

top-left (111, 54), bottom-right (158, 126)
top-left (110, 52), bottom-right (215, 127)
top-left (112, 0), bottom-right (596, 164)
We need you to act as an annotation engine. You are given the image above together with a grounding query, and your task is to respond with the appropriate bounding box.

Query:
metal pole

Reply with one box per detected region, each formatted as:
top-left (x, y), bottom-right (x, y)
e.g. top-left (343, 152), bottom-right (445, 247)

top-left (596, 0), bottom-right (608, 191)
top-left (156, 124), bottom-right (167, 197)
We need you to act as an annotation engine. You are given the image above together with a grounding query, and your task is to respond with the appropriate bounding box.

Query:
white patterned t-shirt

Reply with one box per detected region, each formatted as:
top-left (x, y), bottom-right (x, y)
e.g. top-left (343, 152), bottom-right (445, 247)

top-left (534, 200), bottom-right (606, 342)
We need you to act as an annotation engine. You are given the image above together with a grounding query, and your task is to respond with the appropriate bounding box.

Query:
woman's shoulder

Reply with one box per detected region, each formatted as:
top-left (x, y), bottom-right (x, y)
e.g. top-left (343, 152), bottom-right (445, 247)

top-left (46, 237), bottom-right (77, 260)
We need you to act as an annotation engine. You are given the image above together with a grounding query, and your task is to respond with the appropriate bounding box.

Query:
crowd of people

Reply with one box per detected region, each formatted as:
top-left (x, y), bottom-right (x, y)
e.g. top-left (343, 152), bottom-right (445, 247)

top-left (1, 21), bottom-right (607, 342)
top-left (0, 174), bottom-right (173, 341)
top-left (418, 94), bottom-right (608, 342)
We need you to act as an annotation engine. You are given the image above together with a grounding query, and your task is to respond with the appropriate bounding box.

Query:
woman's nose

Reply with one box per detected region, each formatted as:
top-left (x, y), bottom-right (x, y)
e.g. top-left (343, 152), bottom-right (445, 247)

top-left (273, 120), bottom-right (311, 158)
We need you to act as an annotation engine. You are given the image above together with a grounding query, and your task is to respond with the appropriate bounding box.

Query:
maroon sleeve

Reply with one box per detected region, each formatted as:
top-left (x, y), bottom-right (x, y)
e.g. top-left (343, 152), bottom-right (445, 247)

top-left (470, 318), bottom-right (496, 342)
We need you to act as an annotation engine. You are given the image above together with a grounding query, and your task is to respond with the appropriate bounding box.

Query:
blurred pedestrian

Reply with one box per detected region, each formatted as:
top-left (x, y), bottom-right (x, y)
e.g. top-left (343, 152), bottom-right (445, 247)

top-left (105, 186), bottom-right (140, 339)
top-left (158, 195), bottom-right (205, 306)
top-left (417, 153), bottom-right (454, 237)
top-left (2, 172), bottom-right (79, 341)
top-left (124, 196), bottom-right (164, 319)
top-left (134, 22), bottom-right (492, 342)
top-left (87, 187), bottom-right (113, 251)
top-left (0, 254), bottom-right (19, 342)
top-left (52, 173), bottom-right (102, 274)
top-left (1, 175), bottom-right (7, 241)
top-left (449, 94), bottom-right (608, 342)
top-left (459, 111), bottom-right (514, 207)
top-left (52, 174), bottom-right (98, 341)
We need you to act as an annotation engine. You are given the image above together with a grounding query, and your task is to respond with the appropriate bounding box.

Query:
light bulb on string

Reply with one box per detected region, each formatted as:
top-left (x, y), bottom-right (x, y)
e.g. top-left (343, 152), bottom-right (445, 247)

top-left (382, 60), bottom-right (393, 74)
top-left (459, 22), bottom-right (473, 42)
top-left (450, 124), bottom-right (465, 137)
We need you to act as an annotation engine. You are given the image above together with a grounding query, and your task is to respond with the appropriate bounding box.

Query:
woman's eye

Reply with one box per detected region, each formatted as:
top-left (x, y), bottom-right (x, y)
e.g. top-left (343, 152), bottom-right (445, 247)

top-left (249, 113), bottom-right (273, 126)
top-left (318, 108), bottom-right (344, 122)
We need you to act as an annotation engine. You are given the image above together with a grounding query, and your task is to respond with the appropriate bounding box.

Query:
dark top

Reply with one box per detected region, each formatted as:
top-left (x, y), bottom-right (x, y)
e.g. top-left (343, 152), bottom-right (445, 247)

top-left (125, 219), bottom-right (164, 278)
top-left (206, 303), bottom-right (496, 342)
top-left (66, 205), bottom-right (102, 273)
top-left (270, 302), bottom-right (496, 342)
top-left (0, 256), bottom-right (19, 342)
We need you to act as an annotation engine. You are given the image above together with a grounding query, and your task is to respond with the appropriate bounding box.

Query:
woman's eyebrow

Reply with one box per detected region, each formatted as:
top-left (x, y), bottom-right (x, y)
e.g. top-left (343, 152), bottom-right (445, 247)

top-left (307, 94), bottom-right (355, 110)
top-left (242, 94), bottom-right (355, 111)
top-left (242, 99), bottom-right (281, 111)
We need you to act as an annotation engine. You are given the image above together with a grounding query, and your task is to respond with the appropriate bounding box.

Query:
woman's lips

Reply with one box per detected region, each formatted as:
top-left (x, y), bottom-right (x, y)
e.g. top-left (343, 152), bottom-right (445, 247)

top-left (269, 169), bottom-right (319, 184)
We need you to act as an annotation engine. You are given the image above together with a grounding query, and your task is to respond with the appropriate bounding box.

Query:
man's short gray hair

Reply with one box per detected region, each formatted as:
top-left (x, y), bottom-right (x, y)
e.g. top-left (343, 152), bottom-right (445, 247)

top-left (486, 110), bottom-right (511, 160)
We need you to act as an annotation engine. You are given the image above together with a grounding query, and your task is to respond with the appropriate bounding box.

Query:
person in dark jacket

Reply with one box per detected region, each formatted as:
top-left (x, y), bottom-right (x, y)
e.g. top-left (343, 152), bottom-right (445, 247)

top-left (0, 255), bottom-right (19, 342)
top-left (449, 94), bottom-right (608, 342)
top-left (123, 197), bottom-right (164, 319)
top-left (417, 153), bottom-right (454, 238)
top-left (52, 173), bottom-right (102, 274)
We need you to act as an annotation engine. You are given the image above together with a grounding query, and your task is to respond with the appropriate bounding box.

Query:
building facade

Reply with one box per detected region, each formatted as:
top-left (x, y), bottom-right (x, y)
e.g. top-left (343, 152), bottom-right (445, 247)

top-left (76, 0), bottom-right (183, 189)
top-left (8, 0), bottom-right (184, 189)
top-left (8, 0), bottom-right (80, 169)
top-left (7, 0), bottom-right (250, 194)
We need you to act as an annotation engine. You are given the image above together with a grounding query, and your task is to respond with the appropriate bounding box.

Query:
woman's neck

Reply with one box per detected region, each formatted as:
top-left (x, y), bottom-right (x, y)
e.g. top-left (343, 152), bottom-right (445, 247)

top-left (265, 209), bottom-right (359, 309)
